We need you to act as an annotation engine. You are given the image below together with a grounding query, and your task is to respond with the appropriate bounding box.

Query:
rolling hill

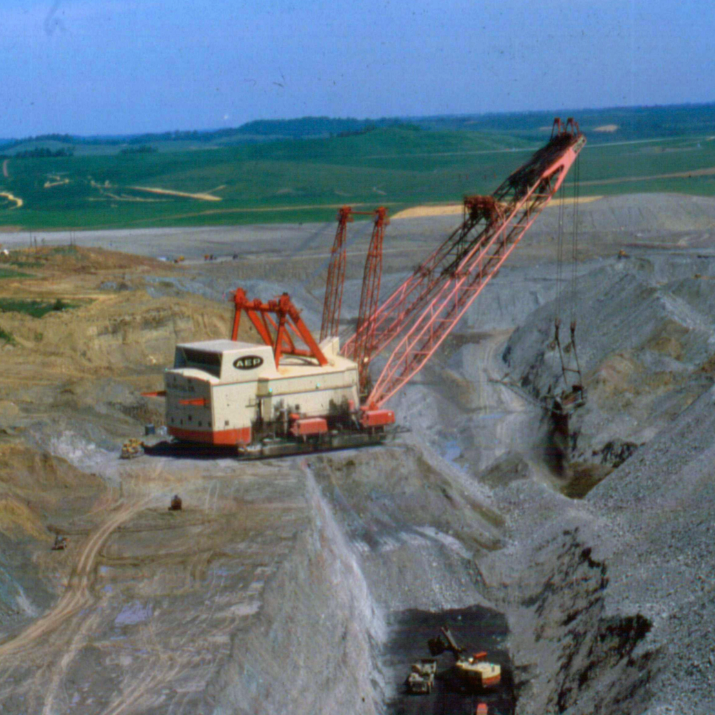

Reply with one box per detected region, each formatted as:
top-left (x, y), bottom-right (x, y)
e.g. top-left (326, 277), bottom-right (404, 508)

top-left (2, 105), bottom-right (715, 231)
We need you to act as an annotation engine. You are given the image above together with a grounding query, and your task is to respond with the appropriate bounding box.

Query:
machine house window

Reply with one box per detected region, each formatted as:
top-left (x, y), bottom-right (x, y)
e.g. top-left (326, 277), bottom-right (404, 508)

top-left (174, 348), bottom-right (222, 378)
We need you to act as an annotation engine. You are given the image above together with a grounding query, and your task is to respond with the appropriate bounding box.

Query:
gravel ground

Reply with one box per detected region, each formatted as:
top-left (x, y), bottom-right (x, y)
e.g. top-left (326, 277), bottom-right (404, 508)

top-left (3, 194), bottom-right (715, 713)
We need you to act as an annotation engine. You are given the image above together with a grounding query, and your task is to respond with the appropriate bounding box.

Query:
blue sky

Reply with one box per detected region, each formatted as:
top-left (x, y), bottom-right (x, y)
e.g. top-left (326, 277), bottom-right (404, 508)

top-left (2, 0), bottom-right (713, 136)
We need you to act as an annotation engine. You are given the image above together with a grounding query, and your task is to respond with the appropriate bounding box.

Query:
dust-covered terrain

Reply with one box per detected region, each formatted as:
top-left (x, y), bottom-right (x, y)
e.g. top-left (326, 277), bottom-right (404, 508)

top-left (2, 193), bottom-right (715, 714)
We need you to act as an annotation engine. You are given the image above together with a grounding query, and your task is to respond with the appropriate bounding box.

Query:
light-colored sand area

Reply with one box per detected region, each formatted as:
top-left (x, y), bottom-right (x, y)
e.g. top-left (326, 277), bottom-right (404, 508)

top-left (89, 193), bottom-right (165, 203)
top-left (130, 186), bottom-right (224, 201)
top-left (581, 166), bottom-right (715, 186)
top-left (392, 195), bottom-right (603, 220)
top-left (43, 175), bottom-right (70, 189)
top-left (0, 191), bottom-right (23, 209)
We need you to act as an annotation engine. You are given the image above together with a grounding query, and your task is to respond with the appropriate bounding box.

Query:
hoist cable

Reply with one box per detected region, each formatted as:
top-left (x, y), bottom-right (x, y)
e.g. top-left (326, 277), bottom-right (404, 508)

top-left (570, 155), bottom-right (581, 325)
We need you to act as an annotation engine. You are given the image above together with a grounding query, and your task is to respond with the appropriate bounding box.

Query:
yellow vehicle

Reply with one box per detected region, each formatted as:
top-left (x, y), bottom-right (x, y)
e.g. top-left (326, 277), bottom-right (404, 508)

top-left (120, 438), bottom-right (144, 459)
top-left (428, 626), bottom-right (501, 690)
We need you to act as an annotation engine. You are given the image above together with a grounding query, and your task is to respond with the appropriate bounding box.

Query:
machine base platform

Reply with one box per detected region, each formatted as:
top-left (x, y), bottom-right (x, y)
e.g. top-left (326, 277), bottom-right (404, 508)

top-left (142, 428), bottom-right (398, 461)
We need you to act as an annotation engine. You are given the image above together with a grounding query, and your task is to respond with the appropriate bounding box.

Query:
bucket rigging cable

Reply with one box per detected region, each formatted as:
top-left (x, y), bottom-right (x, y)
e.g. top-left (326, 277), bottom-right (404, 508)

top-left (553, 153), bottom-right (585, 405)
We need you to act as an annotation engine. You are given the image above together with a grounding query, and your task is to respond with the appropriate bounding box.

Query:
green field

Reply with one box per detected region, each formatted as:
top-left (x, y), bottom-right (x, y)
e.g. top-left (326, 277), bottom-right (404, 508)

top-left (0, 298), bottom-right (76, 318)
top-left (2, 104), bottom-right (715, 231)
top-left (0, 266), bottom-right (33, 279)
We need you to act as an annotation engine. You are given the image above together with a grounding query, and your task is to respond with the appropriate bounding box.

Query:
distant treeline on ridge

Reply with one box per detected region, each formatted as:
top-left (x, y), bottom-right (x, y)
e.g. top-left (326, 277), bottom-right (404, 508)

top-left (3, 103), bottom-right (715, 151)
top-left (0, 117), bottom-right (408, 150)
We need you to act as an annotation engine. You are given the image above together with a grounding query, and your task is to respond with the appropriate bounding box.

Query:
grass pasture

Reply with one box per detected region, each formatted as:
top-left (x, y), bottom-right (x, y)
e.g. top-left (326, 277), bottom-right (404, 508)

top-left (0, 298), bottom-right (76, 318)
top-left (0, 267), bottom-right (32, 280)
top-left (2, 105), bottom-right (715, 231)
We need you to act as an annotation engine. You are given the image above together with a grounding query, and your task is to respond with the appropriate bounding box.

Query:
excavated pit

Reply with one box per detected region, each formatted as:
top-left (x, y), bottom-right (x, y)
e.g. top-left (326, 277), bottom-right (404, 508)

top-left (383, 605), bottom-right (515, 714)
top-left (2, 195), bottom-right (715, 713)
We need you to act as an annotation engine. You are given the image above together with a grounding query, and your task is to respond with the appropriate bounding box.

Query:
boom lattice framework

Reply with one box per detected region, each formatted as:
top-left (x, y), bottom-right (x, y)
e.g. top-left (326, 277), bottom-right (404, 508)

top-left (344, 118), bottom-right (586, 408)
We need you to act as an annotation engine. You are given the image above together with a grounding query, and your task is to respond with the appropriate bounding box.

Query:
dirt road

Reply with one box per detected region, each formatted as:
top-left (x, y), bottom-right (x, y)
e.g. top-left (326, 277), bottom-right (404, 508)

top-left (0, 453), bottom-right (311, 714)
top-left (0, 499), bottom-right (145, 660)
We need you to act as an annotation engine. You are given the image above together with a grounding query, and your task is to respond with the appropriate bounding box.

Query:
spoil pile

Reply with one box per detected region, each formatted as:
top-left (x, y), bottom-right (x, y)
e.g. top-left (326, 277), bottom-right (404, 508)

top-left (472, 240), bottom-right (715, 713)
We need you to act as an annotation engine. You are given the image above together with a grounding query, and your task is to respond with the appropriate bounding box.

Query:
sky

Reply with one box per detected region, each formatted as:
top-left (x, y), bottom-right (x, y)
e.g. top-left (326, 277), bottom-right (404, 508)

top-left (2, 0), bottom-right (714, 137)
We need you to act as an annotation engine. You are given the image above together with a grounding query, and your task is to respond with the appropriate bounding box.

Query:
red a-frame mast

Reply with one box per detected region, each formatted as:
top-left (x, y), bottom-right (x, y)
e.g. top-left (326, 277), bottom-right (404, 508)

top-left (231, 288), bottom-right (328, 368)
top-left (320, 206), bottom-right (353, 342)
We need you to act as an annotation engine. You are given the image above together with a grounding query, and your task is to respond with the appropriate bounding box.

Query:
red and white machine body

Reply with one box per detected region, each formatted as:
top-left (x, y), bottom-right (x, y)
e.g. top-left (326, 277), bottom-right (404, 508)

top-left (165, 336), bottom-right (364, 447)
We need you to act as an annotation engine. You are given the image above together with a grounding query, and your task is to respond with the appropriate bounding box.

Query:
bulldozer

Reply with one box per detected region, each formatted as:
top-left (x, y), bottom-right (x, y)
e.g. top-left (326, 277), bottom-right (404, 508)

top-left (120, 438), bottom-right (144, 460)
top-left (406, 658), bottom-right (437, 694)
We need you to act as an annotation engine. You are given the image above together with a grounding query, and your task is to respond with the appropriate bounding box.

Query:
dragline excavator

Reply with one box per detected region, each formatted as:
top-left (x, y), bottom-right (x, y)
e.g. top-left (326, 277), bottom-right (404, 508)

top-left (158, 119), bottom-right (586, 458)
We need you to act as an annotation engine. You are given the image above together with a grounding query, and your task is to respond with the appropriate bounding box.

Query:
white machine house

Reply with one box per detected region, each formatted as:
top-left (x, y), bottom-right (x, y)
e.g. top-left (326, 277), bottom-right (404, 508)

top-left (163, 289), bottom-right (394, 458)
